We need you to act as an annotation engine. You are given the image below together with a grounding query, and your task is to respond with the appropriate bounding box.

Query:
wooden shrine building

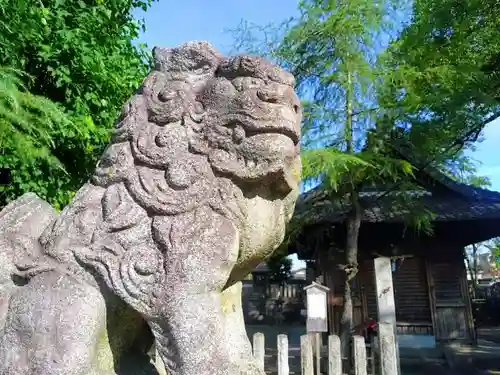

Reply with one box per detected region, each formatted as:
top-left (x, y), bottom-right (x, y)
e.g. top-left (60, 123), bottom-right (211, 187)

top-left (288, 153), bottom-right (500, 347)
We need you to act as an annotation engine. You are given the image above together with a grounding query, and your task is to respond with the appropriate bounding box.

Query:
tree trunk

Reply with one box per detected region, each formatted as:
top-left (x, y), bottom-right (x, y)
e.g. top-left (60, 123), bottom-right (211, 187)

top-left (338, 69), bottom-right (362, 367)
top-left (339, 191), bottom-right (362, 366)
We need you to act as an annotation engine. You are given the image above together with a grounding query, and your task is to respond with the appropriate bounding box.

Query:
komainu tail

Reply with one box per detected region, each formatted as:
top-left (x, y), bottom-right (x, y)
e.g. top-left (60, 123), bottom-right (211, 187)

top-left (0, 193), bottom-right (59, 328)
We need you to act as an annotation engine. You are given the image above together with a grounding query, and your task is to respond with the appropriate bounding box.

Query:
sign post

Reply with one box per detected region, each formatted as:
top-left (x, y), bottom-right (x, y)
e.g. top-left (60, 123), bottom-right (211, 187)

top-left (304, 282), bottom-right (330, 375)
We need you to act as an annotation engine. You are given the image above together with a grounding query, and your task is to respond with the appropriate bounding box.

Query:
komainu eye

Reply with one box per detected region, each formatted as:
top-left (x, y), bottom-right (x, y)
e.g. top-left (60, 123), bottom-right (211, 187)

top-left (257, 88), bottom-right (279, 103)
top-left (158, 90), bottom-right (177, 102)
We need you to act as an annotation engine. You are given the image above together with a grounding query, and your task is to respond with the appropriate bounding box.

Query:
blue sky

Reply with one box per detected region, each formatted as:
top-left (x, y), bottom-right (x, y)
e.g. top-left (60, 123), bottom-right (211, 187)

top-left (133, 0), bottom-right (297, 55)
top-left (468, 123), bottom-right (500, 191)
top-left (134, 0), bottom-right (500, 193)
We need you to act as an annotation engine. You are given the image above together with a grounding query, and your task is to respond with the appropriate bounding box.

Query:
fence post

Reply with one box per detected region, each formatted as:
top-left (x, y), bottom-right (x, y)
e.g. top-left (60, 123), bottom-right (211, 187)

top-left (328, 335), bottom-right (342, 375)
top-left (301, 334), bottom-right (314, 375)
top-left (253, 332), bottom-right (265, 372)
top-left (353, 335), bottom-right (367, 375)
top-left (314, 333), bottom-right (321, 375)
top-left (278, 334), bottom-right (289, 375)
top-left (377, 322), bottom-right (399, 375)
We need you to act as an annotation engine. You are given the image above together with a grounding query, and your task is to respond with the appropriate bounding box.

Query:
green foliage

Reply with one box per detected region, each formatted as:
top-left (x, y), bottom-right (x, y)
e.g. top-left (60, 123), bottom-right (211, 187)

top-left (0, 67), bottom-right (70, 168)
top-left (441, 150), bottom-right (491, 188)
top-left (269, 1), bottom-right (435, 237)
top-left (235, 0), bottom-right (413, 192)
top-left (0, 67), bottom-right (77, 208)
top-left (301, 148), bottom-right (373, 192)
top-left (266, 254), bottom-right (293, 284)
top-left (0, 0), bottom-right (156, 209)
top-left (487, 239), bottom-right (500, 261)
top-left (378, 0), bottom-right (500, 159)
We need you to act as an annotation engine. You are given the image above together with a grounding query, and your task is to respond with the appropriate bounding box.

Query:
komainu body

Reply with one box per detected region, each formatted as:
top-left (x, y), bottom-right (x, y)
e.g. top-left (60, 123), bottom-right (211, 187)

top-left (0, 41), bottom-right (302, 375)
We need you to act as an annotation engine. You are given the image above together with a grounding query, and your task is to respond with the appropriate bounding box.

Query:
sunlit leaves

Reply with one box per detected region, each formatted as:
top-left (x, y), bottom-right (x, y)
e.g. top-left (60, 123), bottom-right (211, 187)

top-left (302, 148), bottom-right (372, 191)
top-left (379, 0), bottom-right (500, 157)
top-left (0, 67), bottom-right (80, 167)
top-left (0, 0), bottom-right (157, 208)
top-left (279, 0), bottom-right (422, 207)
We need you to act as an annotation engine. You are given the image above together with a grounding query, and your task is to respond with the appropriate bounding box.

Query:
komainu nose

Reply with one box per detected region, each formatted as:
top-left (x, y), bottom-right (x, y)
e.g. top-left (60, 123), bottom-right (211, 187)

top-left (257, 84), bottom-right (301, 115)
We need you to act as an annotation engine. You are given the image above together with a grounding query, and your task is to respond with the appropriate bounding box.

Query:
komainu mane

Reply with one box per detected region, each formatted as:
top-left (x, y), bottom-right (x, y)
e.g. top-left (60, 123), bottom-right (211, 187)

top-left (0, 41), bottom-right (301, 375)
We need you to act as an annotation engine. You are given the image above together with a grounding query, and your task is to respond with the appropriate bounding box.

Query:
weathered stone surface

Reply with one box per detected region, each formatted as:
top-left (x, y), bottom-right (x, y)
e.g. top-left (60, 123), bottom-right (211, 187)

top-left (0, 41), bottom-right (301, 375)
top-left (0, 194), bottom-right (58, 329)
top-left (378, 322), bottom-right (400, 375)
top-left (328, 335), bottom-right (342, 375)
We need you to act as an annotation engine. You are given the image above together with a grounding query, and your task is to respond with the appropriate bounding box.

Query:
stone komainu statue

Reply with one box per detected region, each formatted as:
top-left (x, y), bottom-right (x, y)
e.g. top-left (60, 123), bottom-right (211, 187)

top-left (0, 41), bottom-right (301, 375)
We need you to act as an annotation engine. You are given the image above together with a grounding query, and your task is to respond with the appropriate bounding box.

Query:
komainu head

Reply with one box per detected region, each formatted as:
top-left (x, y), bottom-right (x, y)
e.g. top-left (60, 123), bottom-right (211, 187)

top-left (91, 41), bottom-right (302, 286)
top-left (95, 41), bottom-right (300, 198)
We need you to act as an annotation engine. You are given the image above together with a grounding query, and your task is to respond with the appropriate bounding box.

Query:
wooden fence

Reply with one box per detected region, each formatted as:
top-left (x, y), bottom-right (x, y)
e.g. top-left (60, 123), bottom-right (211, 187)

top-left (251, 322), bottom-right (399, 375)
top-left (244, 279), bottom-right (307, 300)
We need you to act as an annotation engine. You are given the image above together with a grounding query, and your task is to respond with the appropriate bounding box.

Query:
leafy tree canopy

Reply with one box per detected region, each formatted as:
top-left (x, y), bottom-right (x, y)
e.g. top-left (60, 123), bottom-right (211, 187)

top-left (231, 0), bottom-right (499, 356)
top-left (379, 0), bottom-right (500, 159)
top-left (0, 0), bottom-right (157, 209)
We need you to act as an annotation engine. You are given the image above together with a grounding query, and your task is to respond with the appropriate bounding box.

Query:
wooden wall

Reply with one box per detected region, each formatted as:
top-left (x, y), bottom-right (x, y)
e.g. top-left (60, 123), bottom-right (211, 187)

top-left (364, 257), bottom-right (433, 335)
top-left (319, 244), bottom-right (475, 342)
top-left (426, 249), bottom-right (475, 342)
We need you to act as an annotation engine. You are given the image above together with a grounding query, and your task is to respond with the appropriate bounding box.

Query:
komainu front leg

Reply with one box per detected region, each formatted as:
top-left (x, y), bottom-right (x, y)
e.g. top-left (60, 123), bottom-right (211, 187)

top-left (149, 212), bottom-right (263, 375)
top-left (149, 286), bottom-right (264, 375)
top-left (220, 282), bottom-right (265, 375)
top-left (149, 292), bottom-right (234, 375)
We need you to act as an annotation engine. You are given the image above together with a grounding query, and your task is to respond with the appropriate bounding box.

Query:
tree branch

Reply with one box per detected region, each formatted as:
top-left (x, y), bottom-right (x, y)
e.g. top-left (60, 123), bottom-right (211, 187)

top-left (364, 111), bottom-right (500, 207)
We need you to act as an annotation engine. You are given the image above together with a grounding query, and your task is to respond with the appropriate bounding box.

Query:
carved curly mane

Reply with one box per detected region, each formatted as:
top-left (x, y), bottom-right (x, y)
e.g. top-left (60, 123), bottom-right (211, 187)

top-left (0, 41), bottom-right (302, 375)
top-left (27, 41), bottom-right (301, 316)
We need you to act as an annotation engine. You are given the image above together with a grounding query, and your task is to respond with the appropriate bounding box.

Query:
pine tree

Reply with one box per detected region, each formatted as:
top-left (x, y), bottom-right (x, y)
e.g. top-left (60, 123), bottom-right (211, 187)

top-left (270, 0), bottom-right (413, 358)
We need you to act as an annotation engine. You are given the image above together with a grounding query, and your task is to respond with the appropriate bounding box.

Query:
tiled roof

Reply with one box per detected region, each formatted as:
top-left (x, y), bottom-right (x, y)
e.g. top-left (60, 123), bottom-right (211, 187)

top-left (294, 139), bottom-right (500, 226)
top-left (295, 183), bottom-right (500, 226)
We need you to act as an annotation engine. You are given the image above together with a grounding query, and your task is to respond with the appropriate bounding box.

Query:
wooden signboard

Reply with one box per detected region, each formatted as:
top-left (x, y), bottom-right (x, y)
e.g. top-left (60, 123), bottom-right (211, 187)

top-left (304, 281), bottom-right (330, 333)
top-left (304, 281), bottom-right (330, 375)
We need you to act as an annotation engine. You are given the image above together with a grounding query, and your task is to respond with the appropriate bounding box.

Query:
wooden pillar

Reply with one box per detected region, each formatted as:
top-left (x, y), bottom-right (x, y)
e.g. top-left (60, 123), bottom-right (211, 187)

top-left (373, 257), bottom-right (401, 375)
top-left (321, 251), bottom-right (337, 335)
top-left (458, 249), bottom-right (477, 344)
top-left (424, 258), bottom-right (439, 340)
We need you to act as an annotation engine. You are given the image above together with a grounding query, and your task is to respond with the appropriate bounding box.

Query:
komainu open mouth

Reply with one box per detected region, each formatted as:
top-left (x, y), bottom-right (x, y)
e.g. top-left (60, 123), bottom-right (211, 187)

top-left (245, 126), bottom-right (300, 146)
top-left (226, 116), bottom-right (300, 147)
